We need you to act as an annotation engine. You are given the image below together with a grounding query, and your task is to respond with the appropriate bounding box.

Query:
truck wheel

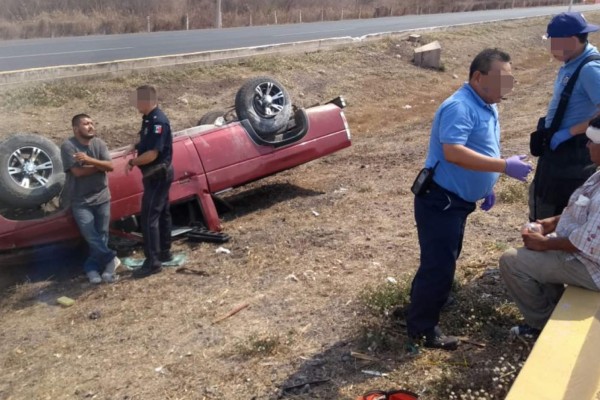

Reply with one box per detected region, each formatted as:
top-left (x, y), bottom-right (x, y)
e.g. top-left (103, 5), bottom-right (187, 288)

top-left (197, 110), bottom-right (226, 126)
top-left (0, 133), bottom-right (65, 208)
top-left (235, 76), bottom-right (292, 136)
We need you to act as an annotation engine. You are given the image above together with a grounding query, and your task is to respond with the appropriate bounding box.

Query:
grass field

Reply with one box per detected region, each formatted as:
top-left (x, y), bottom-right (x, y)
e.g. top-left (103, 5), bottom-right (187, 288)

top-left (1, 13), bottom-right (598, 400)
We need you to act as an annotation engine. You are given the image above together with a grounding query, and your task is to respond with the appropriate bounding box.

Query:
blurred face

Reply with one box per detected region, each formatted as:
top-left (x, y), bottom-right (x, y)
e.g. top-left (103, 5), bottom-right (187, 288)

top-left (547, 36), bottom-right (582, 62)
top-left (133, 90), bottom-right (157, 115)
top-left (587, 140), bottom-right (600, 165)
top-left (73, 117), bottom-right (95, 140)
top-left (471, 60), bottom-right (514, 104)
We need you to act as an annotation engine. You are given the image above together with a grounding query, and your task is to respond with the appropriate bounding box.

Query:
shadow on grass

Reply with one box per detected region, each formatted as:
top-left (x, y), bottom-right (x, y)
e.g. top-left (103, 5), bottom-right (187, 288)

top-left (219, 182), bottom-right (324, 220)
top-left (0, 241), bottom-right (94, 309)
top-left (274, 269), bottom-right (533, 400)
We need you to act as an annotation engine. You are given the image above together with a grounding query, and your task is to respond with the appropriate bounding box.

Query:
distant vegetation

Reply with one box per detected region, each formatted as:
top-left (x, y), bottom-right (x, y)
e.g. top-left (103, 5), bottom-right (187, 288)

top-left (0, 0), bottom-right (577, 39)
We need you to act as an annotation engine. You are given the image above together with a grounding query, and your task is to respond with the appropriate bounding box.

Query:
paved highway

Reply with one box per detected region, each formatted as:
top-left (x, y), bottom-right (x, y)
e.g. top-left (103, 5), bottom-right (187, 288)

top-left (1, 4), bottom-right (599, 72)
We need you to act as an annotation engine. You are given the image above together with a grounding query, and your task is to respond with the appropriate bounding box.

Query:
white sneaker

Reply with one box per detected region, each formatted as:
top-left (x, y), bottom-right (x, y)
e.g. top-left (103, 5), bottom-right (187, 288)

top-left (87, 270), bottom-right (102, 284)
top-left (102, 257), bottom-right (121, 283)
top-left (103, 257), bottom-right (121, 274)
top-left (101, 272), bottom-right (119, 283)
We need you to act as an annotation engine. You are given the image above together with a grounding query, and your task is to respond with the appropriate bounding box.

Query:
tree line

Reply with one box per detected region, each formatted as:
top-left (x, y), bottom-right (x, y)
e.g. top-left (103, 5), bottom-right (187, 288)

top-left (0, 0), bottom-right (577, 39)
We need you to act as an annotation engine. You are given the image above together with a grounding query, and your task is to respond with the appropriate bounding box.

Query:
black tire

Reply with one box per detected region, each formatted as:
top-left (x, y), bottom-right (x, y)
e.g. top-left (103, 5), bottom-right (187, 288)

top-left (0, 133), bottom-right (65, 208)
top-left (235, 76), bottom-right (292, 136)
top-left (197, 110), bottom-right (226, 126)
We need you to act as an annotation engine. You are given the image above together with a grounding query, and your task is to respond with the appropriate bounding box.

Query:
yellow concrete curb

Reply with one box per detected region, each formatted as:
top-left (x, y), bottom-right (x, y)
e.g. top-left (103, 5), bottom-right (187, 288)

top-left (506, 286), bottom-right (600, 400)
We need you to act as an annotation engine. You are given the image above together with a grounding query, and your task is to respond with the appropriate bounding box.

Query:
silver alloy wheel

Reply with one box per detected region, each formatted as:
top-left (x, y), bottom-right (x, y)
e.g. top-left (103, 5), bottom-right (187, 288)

top-left (7, 146), bottom-right (54, 189)
top-left (253, 82), bottom-right (285, 118)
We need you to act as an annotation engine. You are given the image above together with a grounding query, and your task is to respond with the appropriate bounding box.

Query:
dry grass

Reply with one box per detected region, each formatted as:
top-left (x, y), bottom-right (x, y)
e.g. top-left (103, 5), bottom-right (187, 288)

top-left (1, 13), bottom-right (599, 400)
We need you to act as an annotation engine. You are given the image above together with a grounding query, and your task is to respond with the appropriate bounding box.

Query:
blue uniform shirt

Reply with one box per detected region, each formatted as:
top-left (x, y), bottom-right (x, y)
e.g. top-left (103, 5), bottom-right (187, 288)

top-left (546, 44), bottom-right (600, 131)
top-left (424, 83), bottom-right (501, 202)
top-left (136, 106), bottom-right (173, 168)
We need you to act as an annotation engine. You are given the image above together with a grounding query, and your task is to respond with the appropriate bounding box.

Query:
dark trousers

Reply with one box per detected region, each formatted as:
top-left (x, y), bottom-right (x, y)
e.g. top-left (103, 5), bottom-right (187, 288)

top-left (529, 135), bottom-right (596, 221)
top-left (141, 167), bottom-right (173, 268)
top-left (406, 184), bottom-right (475, 337)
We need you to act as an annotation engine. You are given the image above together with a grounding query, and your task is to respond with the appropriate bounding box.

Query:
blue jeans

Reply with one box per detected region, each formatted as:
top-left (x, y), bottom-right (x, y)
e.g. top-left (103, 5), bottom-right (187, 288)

top-left (72, 201), bottom-right (115, 273)
top-left (406, 184), bottom-right (475, 337)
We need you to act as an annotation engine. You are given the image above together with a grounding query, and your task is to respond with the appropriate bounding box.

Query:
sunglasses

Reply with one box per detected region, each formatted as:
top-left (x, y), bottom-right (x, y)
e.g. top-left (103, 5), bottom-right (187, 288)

top-left (357, 389), bottom-right (419, 400)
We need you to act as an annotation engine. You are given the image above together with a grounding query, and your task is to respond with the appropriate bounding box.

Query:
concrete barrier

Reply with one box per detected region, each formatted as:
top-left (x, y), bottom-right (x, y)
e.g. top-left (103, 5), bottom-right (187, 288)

top-left (505, 286), bottom-right (600, 400)
top-left (414, 40), bottom-right (442, 69)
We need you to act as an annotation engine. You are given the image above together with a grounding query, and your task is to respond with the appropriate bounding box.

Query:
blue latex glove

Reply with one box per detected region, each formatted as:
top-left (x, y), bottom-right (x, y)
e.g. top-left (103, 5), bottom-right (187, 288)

top-left (550, 128), bottom-right (572, 150)
top-left (505, 155), bottom-right (533, 181)
top-left (481, 191), bottom-right (496, 211)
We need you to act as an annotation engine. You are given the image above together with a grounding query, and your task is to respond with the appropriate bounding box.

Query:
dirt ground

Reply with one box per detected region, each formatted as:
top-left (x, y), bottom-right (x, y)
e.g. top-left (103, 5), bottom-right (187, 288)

top-left (1, 14), bottom-right (599, 400)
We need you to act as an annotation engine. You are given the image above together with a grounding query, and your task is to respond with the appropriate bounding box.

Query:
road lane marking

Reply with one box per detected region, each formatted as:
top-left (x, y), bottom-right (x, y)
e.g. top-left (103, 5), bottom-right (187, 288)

top-left (0, 47), bottom-right (134, 60)
top-left (274, 28), bottom-right (354, 37)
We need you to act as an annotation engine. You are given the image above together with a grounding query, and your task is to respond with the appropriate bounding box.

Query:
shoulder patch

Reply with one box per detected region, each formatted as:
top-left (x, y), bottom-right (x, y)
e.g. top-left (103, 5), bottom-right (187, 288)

top-left (154, 125), bottom-right (163, 134)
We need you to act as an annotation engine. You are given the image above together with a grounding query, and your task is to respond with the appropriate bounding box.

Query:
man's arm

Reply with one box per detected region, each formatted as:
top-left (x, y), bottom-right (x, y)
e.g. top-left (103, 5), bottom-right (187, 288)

top-left (69, 165), bottom-right (100, 178)
top-left (570, 119), bottom-right (594, 135)
top-left (522, 233), bottom-right (579, 253)
top-left (73, 152), bottom-right (113, 172)
top-left (129, 149), bottom-right (158, 168)
top-left (443, 144), bottom-right (506, 173)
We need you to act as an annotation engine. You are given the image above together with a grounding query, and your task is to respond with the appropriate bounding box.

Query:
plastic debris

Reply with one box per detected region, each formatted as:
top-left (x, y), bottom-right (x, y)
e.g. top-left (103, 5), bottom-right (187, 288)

top-left (215, 246), bottom-right (231, 254)
top-left (311, 210), bottom-right (320, 217)
top-left (57, 296), bottom-right (75, 307)
top-left (386, 277), bottom-right (398, 284)
top-left (361, 370), bottom-right (389, 377)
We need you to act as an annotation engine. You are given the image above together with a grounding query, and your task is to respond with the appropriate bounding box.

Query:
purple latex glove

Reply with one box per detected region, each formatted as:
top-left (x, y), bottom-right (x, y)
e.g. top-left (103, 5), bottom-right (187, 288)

top-left (505, 155), bottom-right (533, 182)
top-left (481, 191), bottom-right (496, 211)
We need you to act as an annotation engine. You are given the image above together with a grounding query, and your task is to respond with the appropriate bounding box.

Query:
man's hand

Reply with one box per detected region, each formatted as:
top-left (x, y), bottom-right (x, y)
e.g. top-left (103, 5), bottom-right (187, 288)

top-left (125, 159), bottom-right (134, 175)
top-left (537, 216), bottom-right (560, 235)
top-left (522, 231), bottom-right (547, 251)
top-left (73, 152), bottom-right (91, 164)
top-left (504, 155), bottom-right (533, 181)
top-left (480, 191), bottom-right (495, 211)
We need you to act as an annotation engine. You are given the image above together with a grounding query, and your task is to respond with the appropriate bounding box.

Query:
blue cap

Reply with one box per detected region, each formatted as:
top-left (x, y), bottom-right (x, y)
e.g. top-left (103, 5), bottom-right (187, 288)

top-left (547, 12), bottom-right (600, 38)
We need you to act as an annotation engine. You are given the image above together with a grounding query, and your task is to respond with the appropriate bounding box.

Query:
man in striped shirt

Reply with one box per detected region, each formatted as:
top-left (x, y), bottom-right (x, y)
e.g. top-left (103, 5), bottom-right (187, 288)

top-left (500, 118), bottom-right (600, 337)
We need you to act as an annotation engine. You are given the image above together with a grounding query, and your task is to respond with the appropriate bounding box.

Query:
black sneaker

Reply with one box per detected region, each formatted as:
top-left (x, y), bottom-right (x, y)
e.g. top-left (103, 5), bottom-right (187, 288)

top-left (132, 264), bottom-right (163, 279)
top-left (442, 295), bottom-right (455, 310)
top-left (158, 252), bottom-right (173, 263)
top-left (510, 324), bottom-right (541, 338)
top-left (410, 326), bottom-right (460, 351)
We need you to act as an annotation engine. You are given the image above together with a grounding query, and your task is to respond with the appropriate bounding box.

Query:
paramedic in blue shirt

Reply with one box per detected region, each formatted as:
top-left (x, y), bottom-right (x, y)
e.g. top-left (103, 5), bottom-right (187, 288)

top-left (406, 48), bottom-right (533, 350)
top-left (529, 12), bottom-right (600, 220)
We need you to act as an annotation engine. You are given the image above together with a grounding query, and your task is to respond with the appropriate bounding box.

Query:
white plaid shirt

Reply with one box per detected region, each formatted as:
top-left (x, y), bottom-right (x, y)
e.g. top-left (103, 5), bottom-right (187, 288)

top-left (556, 171), bottom-right (600, 288)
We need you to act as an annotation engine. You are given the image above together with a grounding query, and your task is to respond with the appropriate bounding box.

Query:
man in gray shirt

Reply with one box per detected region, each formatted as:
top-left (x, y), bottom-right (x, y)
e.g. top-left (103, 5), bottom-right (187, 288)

top-left (61, 114), bottom-right (119, 283)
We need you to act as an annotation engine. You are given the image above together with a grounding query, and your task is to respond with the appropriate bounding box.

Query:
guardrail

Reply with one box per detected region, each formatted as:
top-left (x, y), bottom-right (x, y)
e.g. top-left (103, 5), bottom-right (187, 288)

top-left (505, 286), bottom-right (600, 400)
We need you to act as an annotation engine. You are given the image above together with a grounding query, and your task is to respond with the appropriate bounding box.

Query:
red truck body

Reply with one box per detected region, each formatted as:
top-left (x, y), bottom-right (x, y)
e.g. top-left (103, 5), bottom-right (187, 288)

top-left (0, 103), bottom-right (351, 255)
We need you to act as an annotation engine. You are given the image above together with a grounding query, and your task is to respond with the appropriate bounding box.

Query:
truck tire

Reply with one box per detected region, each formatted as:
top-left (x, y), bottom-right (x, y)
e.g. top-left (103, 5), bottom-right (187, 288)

top-left (197, 110), bottom-right (226, 126)
top-left (235, 76), bottom-right (292, 136)
top-left (0, 133), bottom-right (65, 208)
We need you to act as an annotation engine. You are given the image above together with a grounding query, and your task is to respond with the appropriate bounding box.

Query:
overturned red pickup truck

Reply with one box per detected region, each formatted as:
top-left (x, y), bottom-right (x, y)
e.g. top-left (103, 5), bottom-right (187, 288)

top-left (0, 76), bottom-right (351, 258)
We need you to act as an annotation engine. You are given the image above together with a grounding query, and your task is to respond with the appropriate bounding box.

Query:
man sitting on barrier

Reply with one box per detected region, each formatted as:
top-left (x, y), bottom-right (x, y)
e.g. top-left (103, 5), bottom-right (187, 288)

top-left (500, 117), bottom-right (600, 337)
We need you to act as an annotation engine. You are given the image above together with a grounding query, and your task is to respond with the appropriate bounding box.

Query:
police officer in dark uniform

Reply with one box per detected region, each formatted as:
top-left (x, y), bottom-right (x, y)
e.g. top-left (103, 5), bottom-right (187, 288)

top-left (127, 85), bottom-right (174, 278)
